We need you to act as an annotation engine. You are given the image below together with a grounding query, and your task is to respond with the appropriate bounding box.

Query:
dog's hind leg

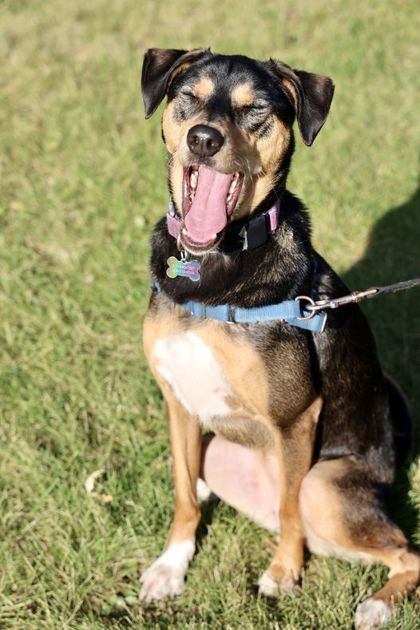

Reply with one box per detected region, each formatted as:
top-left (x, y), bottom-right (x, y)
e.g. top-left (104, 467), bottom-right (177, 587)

top-left (300, 457), bottom-right (420, 629)
top-left (140, 393), bottom-right (202, 601)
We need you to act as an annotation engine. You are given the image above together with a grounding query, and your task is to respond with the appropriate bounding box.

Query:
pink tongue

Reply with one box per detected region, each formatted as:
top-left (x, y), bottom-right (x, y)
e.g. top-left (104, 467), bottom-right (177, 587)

top-left (184, 165), bottom-right (233, 244)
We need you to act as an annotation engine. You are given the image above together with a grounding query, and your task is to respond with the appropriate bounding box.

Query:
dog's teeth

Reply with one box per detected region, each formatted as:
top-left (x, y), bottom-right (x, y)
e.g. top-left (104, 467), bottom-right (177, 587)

top-left (228, 173), bottom-right (241, 195)
top-left (190, 172), bottom-right (198, 189)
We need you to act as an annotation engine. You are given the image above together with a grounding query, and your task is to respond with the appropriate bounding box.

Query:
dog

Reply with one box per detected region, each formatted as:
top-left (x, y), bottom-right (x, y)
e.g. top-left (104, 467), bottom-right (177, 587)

top-left (139, 48), bottom-right (419, 628)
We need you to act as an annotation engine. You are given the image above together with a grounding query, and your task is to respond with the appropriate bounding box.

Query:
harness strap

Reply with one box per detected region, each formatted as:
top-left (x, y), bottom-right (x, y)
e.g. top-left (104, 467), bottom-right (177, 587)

top-left (154, 273), bottom-right (420, 332)
top-left (154, 283), bottom-right (327, 332)
top-left (183, 299), bottom-right (327, 332)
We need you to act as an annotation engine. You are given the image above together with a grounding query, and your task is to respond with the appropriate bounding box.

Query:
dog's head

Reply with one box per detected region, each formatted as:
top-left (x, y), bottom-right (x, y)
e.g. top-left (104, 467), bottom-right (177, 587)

top-left (141, 48), bottom-right (334, 254)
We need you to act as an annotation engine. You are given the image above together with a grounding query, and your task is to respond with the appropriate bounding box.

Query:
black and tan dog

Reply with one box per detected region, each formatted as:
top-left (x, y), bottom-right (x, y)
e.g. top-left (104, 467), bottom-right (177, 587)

top-left (139, 48), bottom-right (419, 628)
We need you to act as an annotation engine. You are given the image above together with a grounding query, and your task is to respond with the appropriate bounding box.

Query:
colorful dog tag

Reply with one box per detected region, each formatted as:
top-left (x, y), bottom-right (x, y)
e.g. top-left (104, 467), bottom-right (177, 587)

top-left (166, 256), bottom-right (201, 282)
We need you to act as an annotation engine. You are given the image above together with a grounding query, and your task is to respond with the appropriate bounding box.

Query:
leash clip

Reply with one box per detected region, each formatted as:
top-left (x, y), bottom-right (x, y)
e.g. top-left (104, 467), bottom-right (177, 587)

top-left (295, 295), bottom-right (317, 320)
top-left (296, 287), bottom-right (384, 319)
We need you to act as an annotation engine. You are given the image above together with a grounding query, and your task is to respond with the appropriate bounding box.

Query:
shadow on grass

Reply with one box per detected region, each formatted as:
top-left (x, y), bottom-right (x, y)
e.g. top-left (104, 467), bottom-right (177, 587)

top-left (343, 185), bottom-right (420, 540)
top-left (196, 496), bottom-right (220, 549)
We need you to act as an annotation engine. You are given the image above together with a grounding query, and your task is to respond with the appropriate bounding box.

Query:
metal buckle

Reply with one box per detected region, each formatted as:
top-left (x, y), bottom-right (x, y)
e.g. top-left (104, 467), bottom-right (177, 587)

top-left (176, 236), bottom-right (190, 261)
top-left (295, 295), bottom-right (316, 320)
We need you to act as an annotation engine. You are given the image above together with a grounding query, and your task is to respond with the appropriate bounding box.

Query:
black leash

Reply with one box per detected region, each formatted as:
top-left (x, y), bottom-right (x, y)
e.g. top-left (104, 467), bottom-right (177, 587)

top-left (298, 278), bottom-right (420, 321)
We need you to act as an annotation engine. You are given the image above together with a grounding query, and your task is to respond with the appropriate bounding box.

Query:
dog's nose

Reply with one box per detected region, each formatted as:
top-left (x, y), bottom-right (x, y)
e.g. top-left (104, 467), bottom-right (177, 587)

top-left (187, 125), bottom-right (224, 158)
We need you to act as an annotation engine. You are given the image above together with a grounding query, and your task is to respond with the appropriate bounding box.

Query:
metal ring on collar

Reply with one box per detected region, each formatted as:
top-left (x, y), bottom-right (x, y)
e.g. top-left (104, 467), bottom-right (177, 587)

top-left (295, 295), bottom-right (316, 320)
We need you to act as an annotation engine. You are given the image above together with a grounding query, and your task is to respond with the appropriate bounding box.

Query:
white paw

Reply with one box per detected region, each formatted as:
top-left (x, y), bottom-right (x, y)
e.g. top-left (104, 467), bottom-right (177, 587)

top-left (355, 598), bottom-right (392, 629)
top-left (258, 570), bottom-right (297, 597)
top-left (140, 561), bottom-right (186, 601)
top-left (139, 540), bottom-right (195, 602)
top-left (258, 570), bottom-right (280, 597)
top-left (196, 478), bottom-right (217, 503)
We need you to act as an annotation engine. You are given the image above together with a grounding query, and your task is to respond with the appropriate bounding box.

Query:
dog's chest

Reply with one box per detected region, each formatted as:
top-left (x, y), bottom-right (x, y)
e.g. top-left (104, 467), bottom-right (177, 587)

top-left (144, 306), bottom-right (314, 443)
top-left (153, 331), bottom-right (234, 428)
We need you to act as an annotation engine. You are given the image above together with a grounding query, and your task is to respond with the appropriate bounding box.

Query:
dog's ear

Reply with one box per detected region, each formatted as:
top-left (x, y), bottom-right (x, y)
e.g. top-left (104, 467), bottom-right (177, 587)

top-left (269, 60), bottom-right (334, 146)
top-left (141, 48), bottom-right (209, 118)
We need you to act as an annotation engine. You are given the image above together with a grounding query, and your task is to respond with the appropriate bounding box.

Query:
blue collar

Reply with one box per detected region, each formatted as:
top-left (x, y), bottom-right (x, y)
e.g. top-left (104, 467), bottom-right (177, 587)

top-left (153, 283), bottom-right (327, 333)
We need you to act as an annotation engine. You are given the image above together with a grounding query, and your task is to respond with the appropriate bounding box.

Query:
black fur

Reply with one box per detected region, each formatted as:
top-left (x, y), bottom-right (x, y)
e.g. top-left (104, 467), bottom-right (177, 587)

top-left (144, 49), bottom-right (409, 492)
top-left (141, 48), bottom-right (210, 118)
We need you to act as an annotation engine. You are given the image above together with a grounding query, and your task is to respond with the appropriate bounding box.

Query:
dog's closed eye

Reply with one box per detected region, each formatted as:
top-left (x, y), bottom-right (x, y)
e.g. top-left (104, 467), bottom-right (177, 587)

top-left (236, 103), bottom-right (268, 113)
top-left (234, 103), bottom-right (270, 122)
top-left (236, 104), bottom-right (257, 113)
top-left (180, 89), bottom-right (199, 100)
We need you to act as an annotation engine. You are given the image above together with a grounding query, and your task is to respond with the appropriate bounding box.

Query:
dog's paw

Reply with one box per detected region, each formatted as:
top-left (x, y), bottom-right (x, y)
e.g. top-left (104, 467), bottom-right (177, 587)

top-left (139, 540), bottom-right (195, 602)
top-left (258, 570), bottom-right (298, 598)
top-left (355, 598), bottom-right (392, 629)
top-left (140, 561), bottom-right (186, 601)
top-left (196, 478), bottom-right (216, 503)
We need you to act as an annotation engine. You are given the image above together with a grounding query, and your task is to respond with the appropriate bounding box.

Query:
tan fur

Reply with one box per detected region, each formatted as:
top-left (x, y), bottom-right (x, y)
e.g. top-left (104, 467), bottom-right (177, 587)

top-left (143, 303), bottom-right (272, 548)
top-left (267, 397), bottom-right (322, 584)
top-left (162, 104), bottom-right (203, 211)
top-left (300, 458), bottom-right (420, 605)
top-left (249, 117), bottom-right (291, 213)
top-left (144, 305), bottom-right (271, 421)
top-left (144, 301), bottom-right (315, 427)
top-left (144, 302), bottom-right (322, 584)
top-left (168, 61), bottom-right (194, 85)
top-left (281, 77), bottom-right (299, 111)
top-left (192, 77), bottom-right (214, 99)
top-left (166, 48), bottom-right (208, 89)
top-left (363, 547), bottom-right (420, 605)
top-left (144, 309), bottom-right (201, 545)
top-left (166, 393), bottom-right (202, 545)
top-left (231, 82), bottom-right (255, 108)
top-left (162, 94), bottom-right (290, 220)
top-left (229, 116), bottom-right (291, 218)
top-left (143, 53), bottom-right (419, 614)
top-left (210, 416), bottom-right (274, 449)
top-left (161, 100), bottom-right (184, 153)
top-left (301, 458), bottom-right (361, 554)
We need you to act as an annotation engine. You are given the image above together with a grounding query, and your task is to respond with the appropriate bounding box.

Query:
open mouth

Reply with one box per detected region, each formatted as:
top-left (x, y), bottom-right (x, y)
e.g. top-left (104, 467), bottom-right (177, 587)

top-left (180, 165), bottom-right (244, 253)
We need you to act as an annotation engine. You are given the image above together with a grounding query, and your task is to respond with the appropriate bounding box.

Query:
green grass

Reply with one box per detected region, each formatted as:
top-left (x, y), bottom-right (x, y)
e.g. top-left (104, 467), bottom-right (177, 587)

top-left (1, 0), bottom-right (419, 627)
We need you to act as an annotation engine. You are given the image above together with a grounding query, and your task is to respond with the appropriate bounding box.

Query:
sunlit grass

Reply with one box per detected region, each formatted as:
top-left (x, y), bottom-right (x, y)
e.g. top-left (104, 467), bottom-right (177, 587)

top-left (0, 0), bottom-right (419, 627)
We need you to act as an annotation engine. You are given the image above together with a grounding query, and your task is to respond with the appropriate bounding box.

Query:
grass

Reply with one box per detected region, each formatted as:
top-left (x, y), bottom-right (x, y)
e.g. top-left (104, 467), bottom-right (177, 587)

top-left (0, 0), bottom-right (419, 627)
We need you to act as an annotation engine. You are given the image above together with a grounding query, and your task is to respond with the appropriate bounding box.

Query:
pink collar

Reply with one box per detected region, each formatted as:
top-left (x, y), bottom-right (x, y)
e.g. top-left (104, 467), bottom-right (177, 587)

top-left (166, 199), bottom-right (281, 252)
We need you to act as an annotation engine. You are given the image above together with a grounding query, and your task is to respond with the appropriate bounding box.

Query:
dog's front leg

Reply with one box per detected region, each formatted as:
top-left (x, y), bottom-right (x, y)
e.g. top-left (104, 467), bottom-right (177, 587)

top-left (140, 392), bottom-right (201, 601)
top-left (258, 397), bottom-right (322, 596)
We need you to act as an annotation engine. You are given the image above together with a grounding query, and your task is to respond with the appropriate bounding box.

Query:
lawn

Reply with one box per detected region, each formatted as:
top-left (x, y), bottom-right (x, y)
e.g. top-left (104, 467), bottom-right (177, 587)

top-left (0, 0), bottom-right (419, 627)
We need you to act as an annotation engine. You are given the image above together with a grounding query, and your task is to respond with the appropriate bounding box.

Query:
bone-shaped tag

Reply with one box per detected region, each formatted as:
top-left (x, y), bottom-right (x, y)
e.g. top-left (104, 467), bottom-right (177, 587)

top-left (166, 256), bottom-right (201, 282)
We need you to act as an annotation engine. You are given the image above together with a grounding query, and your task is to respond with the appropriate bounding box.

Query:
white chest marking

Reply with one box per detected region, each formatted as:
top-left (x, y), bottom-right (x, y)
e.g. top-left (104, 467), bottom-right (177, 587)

top-left (154, 332), bottom-right (232, 426)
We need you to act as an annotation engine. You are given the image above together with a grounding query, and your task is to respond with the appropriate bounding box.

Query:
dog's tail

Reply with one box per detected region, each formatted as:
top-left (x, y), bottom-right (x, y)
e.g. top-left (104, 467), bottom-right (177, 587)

top-left (385, 374), bottom-right (413, 467)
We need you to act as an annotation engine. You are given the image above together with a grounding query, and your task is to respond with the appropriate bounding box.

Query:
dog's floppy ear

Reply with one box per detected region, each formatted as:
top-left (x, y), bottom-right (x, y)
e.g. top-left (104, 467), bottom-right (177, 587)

top-left (269, 60), bottom-right (334, 146)
top-left (141, 48), bottom-right (209, 118)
